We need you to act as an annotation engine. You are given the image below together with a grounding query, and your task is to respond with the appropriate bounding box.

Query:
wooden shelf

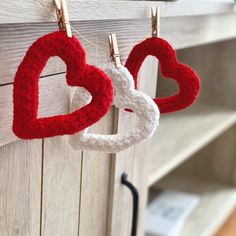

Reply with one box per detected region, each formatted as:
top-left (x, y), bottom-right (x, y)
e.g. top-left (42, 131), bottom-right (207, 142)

top-left (149, 176), bottom-right (236, 236)
top-left (148, 104), bottom-right (236, 186)
top-left (0, 1), bottom-right (235, 24)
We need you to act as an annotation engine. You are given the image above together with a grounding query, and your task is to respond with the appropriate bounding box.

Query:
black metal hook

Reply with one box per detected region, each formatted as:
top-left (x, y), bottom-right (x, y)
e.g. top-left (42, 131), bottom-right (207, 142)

top-left (121, 173), bottom-right (139, 236)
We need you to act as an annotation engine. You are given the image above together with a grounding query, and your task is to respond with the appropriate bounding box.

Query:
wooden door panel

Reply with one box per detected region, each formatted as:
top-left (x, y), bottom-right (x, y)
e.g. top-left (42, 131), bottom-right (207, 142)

top-left (0, 140), bottom-right (42, 236)
top-left (41, 137), bottom-right (82, 236)
top-left (108, 57), bottom-right (159, 236)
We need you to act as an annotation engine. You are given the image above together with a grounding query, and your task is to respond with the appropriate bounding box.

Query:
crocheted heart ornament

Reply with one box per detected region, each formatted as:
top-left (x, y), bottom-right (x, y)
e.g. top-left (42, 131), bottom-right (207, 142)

top-left (13, 31), bottom-right (113, 139)
top-left (125, 37), bottom-right (200, 114)
top-left (69, 64), bottom-right (160, 153)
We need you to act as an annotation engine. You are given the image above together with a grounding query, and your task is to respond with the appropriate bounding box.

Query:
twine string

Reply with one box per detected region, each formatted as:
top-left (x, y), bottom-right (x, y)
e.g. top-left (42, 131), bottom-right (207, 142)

top-left (39, 1), bottom-right (107, 52)
top-left (38, 0), bottom-right (147, 59)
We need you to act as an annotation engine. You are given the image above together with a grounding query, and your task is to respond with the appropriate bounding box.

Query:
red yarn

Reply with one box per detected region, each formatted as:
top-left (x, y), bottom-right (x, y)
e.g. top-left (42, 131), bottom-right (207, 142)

top-left (13, 31), bottom-right (113, 139)
top-left (125, 37), bottom-right (200, 114)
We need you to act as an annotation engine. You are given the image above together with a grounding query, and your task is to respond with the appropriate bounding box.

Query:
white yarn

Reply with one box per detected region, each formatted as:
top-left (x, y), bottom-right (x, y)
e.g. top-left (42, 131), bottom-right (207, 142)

top-left (69, 64), bottom-right (160, 153)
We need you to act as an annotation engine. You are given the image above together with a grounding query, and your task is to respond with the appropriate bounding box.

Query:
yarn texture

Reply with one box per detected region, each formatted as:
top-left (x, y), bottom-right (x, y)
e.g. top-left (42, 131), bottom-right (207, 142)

top-left (69, 64), bottom-right (160, 153)
top-left (125, 37), bottom-right (200, 114)
top-left (13, 31), bottom-right (113, 139)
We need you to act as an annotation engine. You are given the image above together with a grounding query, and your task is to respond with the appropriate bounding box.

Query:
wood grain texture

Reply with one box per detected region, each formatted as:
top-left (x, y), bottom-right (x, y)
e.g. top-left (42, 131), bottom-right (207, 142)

top-left (41, 136), bottom-right (82, 236)
top-left (146, 38), bottom-right (236, 236)
top-left (157, 38), bottom-right (236, 108)
top-left (149, 39), bottom-right (236, 186)
top-left (148, 105), bottom-right (236, 186)
top-left (0, 73), bottom-right (72, 147)
top-left (176, 39), bottom-right (236, 109)
top-left (171, 126), bottom-right (236, 186)
top-left (0, 140), bottom-right (42, 236)
top-left (1, 17), bottom-right (236, 145)
top-left (133, 57), bottom-right (159, 236)
top-left (0, 2), bottom-right (235, 236)
top-left (1, 14), bottom-right (236, 84)
top-left (77, 110), bottom-right (114, 236)
top-left (0, 0), bottom-right (234, 24)
top-left (108, 57), bottom-right (158, 236)
top-left (0, 23), bottom-right (65, 85)
top-left (74, 46), bottom-right (114, 236)
top-left (32, 69), bottom-right (82, 236)
top-left (0, 70), bottom-right (80, 235)
top-left (107, 109), bottom-right (137, 236)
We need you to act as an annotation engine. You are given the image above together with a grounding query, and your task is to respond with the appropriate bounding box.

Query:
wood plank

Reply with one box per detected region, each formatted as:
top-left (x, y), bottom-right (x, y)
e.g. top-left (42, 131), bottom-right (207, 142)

top-left (78, 111), bottom-right (114, 236)
top-left (171, 126), bottom-right (236, 186)
top-left (0, 1), bottom-right (234, 24)
top-left (148, 105), bottom-right (236, 186)
top-left (152, 176), bottom-right (236, 236)
top-left (133, 57), bottom-right (159, 236)
top-left (41, 136), bottom-right (82, 236)
top-left (0, 73), bottom-right (70, 147)
top-left (107, 109), bottom-right (137, 236)
top-left (1, 14), bottom-right (236, 84)
top-left (37, 71), bottom-right (82, 235)
top-left (0, 139), bottom-right (42, 236)
top-left (1, 19), bottom-right (236, 144)
top-left (76, 49), bottom-right (114, 236)
top-left (108, 57), bottom-right (159, 236)
top-left (176, 38), bottom-right (236, 109)
top-left (149, 39), bottom-right (236, 186)
top-left (0, 23), bottom-right (65, 85)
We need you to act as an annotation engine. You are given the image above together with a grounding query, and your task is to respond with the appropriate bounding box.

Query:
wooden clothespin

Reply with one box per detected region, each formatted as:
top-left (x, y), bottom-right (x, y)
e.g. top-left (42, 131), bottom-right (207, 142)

top-left (108, 34), bottom-right (121, 68)
top-left (151, 7), bottom-right (160, 38)
top-left (54, 0), bottom-right (72, 38)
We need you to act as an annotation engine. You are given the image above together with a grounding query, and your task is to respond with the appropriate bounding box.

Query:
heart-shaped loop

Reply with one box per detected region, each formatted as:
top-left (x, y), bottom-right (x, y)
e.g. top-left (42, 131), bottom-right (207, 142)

top-left (125, 37), bottom-right (200, 114)
top-left (69, 64), bottom-right (160, 153)
top-left (13, 31), bottom-right (113, 139)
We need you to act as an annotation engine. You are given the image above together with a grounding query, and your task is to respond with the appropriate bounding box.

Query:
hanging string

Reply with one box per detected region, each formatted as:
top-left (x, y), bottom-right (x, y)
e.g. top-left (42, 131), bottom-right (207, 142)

top-left (38, 1), bottom-right (107, 53)
top-left (38, 0), bottom-right (146, 58)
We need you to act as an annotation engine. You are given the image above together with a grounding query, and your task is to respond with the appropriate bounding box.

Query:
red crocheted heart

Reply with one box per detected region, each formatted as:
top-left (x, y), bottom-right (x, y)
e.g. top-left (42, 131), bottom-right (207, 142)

top-left (125, 37), bottom-right (200, 113)
top-left (13, 31), bottom-right (113, 139)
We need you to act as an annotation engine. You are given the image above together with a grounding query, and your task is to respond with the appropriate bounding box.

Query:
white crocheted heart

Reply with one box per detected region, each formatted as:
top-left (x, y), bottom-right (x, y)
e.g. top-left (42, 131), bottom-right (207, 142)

top-left (69, 64), bottom-right (160, 153)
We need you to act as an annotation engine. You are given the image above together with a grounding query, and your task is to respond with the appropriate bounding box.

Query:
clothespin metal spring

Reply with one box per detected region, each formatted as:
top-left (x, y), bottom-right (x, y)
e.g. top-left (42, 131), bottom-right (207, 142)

top-left (152, 7), bottom-right (160, 38)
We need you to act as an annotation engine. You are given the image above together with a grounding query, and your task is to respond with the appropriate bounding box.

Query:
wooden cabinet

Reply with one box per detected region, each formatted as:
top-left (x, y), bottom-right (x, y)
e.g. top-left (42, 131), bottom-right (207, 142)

top-left (0, 1), bottom-right (236, 236)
